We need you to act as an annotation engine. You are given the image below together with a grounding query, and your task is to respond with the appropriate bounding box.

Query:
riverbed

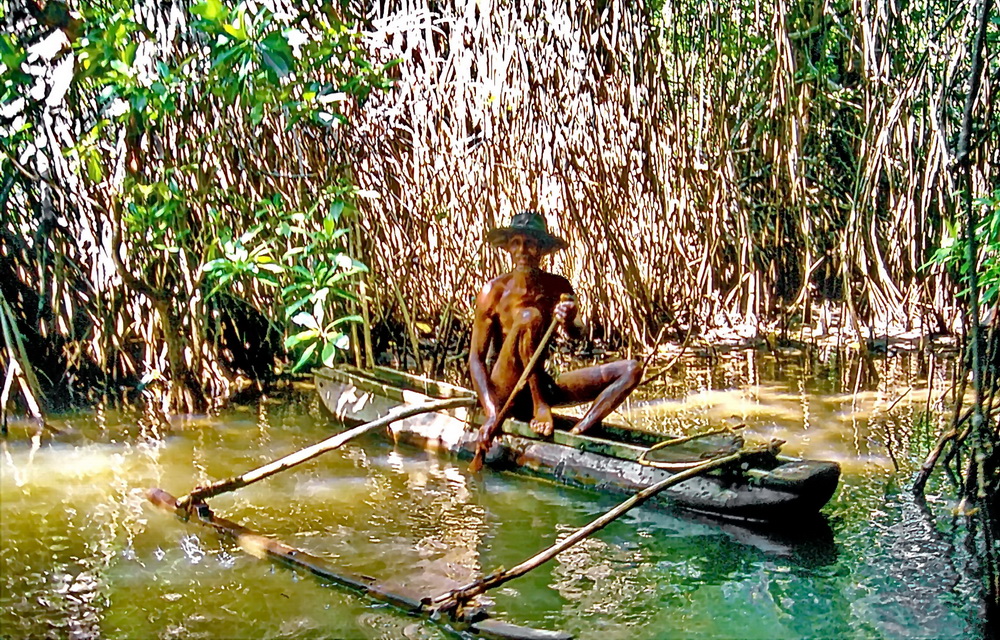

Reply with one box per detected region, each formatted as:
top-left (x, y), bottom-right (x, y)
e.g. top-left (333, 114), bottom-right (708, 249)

top-left (0, 350), bottom-right (986, 639)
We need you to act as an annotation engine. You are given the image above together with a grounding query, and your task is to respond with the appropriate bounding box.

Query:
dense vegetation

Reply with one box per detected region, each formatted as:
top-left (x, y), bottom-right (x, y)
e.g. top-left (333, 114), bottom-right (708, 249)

top-left (1, 0), bottom-right (997, 615)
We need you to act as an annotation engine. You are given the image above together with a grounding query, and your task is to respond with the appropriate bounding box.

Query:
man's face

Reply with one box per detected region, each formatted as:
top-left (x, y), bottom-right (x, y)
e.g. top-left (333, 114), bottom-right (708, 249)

top-left (506, 234), bottom-right (543, 268)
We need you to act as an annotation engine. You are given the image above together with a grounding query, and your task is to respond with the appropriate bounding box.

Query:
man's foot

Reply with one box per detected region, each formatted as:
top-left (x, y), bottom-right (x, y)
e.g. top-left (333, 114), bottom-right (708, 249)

top-left (530, 403), bottom-right (554, 436)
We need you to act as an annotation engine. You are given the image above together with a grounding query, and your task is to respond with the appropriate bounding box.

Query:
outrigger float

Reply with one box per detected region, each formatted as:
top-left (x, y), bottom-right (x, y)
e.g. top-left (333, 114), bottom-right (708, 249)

top-left (146, 364), bottom-right (840, 639)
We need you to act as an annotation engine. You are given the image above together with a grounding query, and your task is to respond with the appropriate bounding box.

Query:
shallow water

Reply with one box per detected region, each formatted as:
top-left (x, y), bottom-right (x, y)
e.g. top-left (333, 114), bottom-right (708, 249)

top-left (0, 350), bottom-right (987, 639)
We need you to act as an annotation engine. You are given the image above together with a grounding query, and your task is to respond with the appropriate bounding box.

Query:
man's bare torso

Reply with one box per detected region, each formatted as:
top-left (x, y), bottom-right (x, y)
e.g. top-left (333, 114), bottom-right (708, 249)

top-left (483, 268), bottom-right (573, 353)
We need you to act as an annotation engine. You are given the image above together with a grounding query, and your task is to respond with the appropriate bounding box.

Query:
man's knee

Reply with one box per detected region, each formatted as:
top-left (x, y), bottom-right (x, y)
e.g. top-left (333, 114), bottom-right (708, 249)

top-left (620, 359), bottom-right (642, 387)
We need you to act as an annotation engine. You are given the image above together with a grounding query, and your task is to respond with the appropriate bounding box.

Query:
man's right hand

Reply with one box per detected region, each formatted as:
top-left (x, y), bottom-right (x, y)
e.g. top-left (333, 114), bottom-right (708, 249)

top-left (470, 416), bottom-right (500, 471)
top-left (477, 416), bottom-right (498, 447)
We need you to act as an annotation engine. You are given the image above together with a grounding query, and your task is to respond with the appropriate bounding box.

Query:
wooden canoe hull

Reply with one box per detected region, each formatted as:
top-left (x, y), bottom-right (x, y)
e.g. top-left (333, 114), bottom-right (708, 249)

top-left (315, 366), bottom-right (840, 524)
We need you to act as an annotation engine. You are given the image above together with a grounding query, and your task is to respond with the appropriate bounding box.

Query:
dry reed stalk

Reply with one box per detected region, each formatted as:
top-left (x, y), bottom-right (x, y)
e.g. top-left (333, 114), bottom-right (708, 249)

top-left (2, 0), bottom-right (995, 414)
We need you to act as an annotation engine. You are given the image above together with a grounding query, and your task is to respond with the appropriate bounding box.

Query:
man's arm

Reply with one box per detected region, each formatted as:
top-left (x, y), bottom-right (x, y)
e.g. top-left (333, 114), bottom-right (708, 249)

top-left (468, 283), bottom-right (498, 419)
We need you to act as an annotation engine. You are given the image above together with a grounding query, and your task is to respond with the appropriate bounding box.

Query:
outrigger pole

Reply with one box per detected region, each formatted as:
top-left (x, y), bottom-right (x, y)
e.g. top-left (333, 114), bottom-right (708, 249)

top-left (429, 442), bottom-right (781, 616)
top-left (147, 487), bottom-right (571, 640)
top-left (174, 396), bottom-right (476, 510)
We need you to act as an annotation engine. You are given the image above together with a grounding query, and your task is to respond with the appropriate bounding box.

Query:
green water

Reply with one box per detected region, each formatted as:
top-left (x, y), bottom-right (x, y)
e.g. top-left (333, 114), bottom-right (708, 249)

top-left (0, 353), bottom-right (986, 639)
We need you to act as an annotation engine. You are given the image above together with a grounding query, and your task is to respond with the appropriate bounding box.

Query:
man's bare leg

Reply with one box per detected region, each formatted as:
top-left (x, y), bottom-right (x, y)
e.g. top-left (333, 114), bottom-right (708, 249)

top-left (552, 360), bottom-right (642, 434)
top-left (486, 307), bottom-right (552, 437)
top-left (514, 308), bottom-right (555, 436)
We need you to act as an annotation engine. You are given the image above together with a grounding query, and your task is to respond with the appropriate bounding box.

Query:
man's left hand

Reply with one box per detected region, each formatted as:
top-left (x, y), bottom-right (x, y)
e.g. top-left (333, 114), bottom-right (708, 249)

top-left (554, 299), bottom-right (577, 327)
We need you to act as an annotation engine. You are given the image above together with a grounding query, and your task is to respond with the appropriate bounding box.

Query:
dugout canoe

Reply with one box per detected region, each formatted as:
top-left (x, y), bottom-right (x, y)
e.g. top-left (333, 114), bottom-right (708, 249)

top-left (315, 366), bottom-right (840, 523)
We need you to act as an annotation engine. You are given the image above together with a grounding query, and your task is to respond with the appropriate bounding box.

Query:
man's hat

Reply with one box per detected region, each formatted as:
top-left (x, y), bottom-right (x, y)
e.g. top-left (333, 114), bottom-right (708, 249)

top-left (486, 211), bottom-right (568, 254)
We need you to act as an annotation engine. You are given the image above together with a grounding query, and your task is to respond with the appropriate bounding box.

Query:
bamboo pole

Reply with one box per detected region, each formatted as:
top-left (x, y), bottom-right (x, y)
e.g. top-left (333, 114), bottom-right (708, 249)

top-left (431, 441), bottom-right (779, 615)
top-left (175, 396), bottom-right (476, 509)
top-left (148, 488), bottom-right (571, 640)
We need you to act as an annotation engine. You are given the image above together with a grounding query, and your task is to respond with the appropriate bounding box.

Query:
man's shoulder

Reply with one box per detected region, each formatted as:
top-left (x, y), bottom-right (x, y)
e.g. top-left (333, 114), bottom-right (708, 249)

top-left (541, 271), bottom-right (573, 290)
top-left (477, 274), bottom-right (510, 299)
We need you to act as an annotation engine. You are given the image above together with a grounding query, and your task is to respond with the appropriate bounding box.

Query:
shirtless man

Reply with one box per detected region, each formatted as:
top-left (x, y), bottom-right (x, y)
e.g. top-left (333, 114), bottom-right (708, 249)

top-left (469, 211), bottom-right (642, 454)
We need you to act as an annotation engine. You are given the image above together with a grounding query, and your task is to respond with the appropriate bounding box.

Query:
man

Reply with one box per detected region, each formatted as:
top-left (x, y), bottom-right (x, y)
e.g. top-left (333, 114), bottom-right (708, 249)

top-left (469, 211), bottom-right (642, 455)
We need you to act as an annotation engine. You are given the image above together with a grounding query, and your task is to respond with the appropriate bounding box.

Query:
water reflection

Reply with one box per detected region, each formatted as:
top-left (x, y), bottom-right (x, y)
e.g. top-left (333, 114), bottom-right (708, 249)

top-left (0, 351), bottom-right (985, 639)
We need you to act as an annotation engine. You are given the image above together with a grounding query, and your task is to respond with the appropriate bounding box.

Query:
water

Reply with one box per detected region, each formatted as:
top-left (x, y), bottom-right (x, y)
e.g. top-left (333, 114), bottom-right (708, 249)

top-left (0, 352), bottom-right (987, 639)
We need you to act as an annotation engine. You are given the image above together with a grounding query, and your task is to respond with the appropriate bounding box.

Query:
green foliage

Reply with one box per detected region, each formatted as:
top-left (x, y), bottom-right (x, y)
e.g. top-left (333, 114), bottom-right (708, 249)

top-left (187, 0), bottom-right (396, 126)
top-left (199, 189), bottom-right (370, 371)
top-left (0, 33), bottom-right (37, 189)
top-left (4, 0), bottom-right (396, 383)
top-left (929, 189), bottom-right (1000, 307)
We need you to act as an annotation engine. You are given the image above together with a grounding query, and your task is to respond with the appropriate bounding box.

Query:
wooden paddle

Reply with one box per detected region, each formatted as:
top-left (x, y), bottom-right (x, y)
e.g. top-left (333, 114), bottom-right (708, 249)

top-left (469, 295), bottom-right (572, 472)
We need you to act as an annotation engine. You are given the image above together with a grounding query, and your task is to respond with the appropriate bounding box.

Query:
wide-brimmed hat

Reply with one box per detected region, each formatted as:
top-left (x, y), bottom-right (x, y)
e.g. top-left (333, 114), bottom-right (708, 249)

top-left (486, 211), bottom-right (568, 254)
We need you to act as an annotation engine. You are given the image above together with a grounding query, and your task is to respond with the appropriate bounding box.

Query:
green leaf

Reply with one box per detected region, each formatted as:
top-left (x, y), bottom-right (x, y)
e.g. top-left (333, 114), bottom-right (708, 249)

top-left (200, 258), bottom-right (229, 272)
top-left (260, 46), bottom-right (292, 78)
top-left (191, 0), bottom-right (226, 22)
top-left (291, 311), bottom-right (319, 330)
top-left (250, 102), bottom-right (264, 125)
top-left (291, 342), bottom-right (318, 372)
top-left (212, 43), bottom-right (245, 70)
top-left (329, 199), bottom-right (345, 221)
top-left (330, 287), bottom-right (359, 302)
top-left (321, 341), bottom-right (337, 367)
top-left (284, 295), bottom-right (312, 318)
top-left (285, 329), bottom-right (318, 349)
top-left (255, 271), bottom-right (279, 286)
top-left (86, 153), bottom-right (103, 181)
top-left (223, 19), bottom-right (248, 41)
top-left (332, 314), bottom-right (363, 326)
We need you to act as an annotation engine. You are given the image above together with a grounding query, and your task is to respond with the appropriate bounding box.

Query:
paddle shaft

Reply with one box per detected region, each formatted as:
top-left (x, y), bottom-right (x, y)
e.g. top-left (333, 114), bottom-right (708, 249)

top-left (469, 297), bottom-right (569, 471)
top-left (176, 395), bottom-right (476, 509)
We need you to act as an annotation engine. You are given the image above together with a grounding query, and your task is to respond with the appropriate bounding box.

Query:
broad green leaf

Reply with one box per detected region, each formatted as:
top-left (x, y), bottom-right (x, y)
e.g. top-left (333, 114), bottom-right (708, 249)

top-left (260, 31), bottom-right (293, 77)
top-left (250, 102), bottom-right (264, 125)
top-left (334, 333), bottom-right (350, 350)
top-left (285, 329), bottom-right (318, 349)
top-left (291, 342), bottom-right (318, 372)
top-left (329, 200), bottom-right (345, 221)
top-left (291, 311), bottom-right (319, 329)
top-left (321, 341), bottom-right (337, 367)
top-left (223, 22), bottom-right (247, 41)
top-left (190, 0), bottom-right (226, 22)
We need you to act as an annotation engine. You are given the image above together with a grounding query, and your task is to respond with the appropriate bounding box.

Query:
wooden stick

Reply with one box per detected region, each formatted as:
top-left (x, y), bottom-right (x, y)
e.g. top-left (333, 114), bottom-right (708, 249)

top-left (432, 442), bottom-right (778, 614)
top-left (469, 302), bottom-right (566, 472)
top-left (176, 396), bottom-right (476, 509)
